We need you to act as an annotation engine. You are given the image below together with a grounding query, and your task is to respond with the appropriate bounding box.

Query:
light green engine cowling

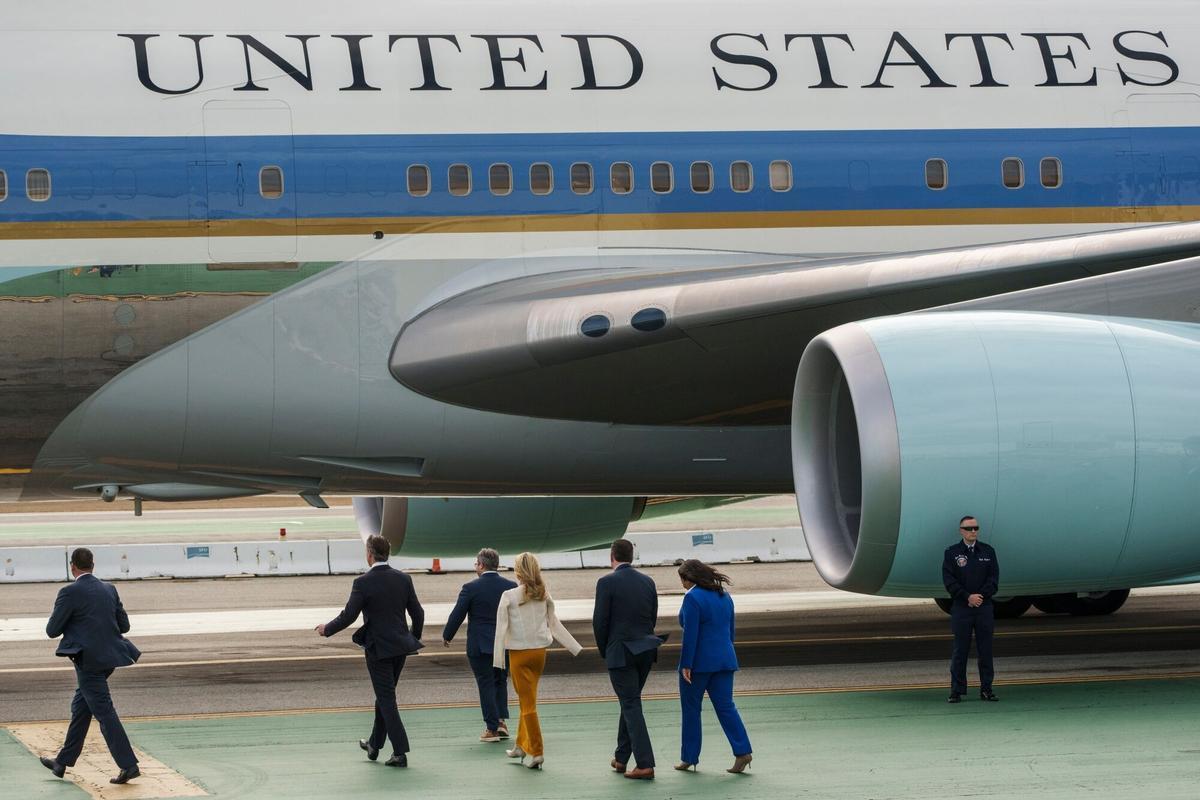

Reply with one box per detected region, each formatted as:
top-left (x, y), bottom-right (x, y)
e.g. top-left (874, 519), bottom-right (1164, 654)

top-left (353, 496), bottom-right (643, 556)
top-left (793, 311), bottom-right (1200, 597)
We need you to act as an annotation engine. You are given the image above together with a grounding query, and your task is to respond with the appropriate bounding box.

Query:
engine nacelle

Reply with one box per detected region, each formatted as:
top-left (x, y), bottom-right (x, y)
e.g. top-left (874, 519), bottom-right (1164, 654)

top-left (352, 496), bottom-right (642, 557)
top-left (793, 311), bottom-right (1200, 597)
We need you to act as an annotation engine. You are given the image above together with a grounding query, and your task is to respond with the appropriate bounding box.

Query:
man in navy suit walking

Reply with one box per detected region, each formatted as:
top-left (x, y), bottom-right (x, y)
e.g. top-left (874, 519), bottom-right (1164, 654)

top-left (41, 547), bottom-right (142, 785)
top-left (442, 547), bottom-right (518, 742)
top-left (593, 538), bottom-right (663, 780)
top-left (317, 535), bottom-right (425, 767)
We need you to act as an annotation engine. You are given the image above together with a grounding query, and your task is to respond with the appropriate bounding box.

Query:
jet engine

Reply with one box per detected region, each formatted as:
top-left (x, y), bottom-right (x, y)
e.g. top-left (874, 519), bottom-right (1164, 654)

top-left (792, 311), bottom-right (1200, 600)
top-left (352, 496), bottom-right (643, 556)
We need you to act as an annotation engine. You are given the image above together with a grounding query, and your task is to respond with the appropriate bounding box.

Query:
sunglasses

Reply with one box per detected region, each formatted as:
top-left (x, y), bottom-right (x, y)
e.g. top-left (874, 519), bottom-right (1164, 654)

top-left (960, 525), bottom-right (980, 532)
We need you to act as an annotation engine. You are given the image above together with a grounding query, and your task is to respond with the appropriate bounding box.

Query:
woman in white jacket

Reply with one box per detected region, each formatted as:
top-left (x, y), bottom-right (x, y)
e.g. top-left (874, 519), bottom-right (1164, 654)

top-left (493, 552), bottom-right (582, 769)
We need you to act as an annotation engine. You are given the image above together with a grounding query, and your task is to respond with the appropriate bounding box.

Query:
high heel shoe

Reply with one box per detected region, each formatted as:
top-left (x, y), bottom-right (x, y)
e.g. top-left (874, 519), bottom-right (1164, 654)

top-left (674, 762), bottom-right (697, 771)
top-left (506, 746), bottom-right (526, 760)
top-left (526, 755), bottom-right (544, 769)
top-left (727, 753), bottom-right (753, 774)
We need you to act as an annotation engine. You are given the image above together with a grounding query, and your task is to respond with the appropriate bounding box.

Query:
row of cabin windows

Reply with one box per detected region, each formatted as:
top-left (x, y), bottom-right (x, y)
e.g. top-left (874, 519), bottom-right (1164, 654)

top-left (408, 160), bottom-right (796, 198)
top-left (925, 157), bottom-right (1063, 191)
top-left (0, 158), bottom-right (1067, 204)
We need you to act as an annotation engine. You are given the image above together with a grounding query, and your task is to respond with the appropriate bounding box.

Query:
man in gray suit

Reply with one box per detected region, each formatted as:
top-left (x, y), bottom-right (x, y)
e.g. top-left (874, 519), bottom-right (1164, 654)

top-left (41, 547), bottom-right (142, 785)
top-left (592, 538), bottom-right (663, 780)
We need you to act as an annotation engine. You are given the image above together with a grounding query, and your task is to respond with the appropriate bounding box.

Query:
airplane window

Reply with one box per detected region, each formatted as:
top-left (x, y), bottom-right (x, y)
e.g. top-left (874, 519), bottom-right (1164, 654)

top-left (259, 166), bottom-right (284, 199)
top-left (448, 163), bottom-right (471, 196)
top-left (1002, 158), bottom-right (1024, 189)
top-left (610, 162), bottom-right (633, 194)
top-left (407, 164), bottom-right (430, 197)
top-left (730, 161), bottom-right (753, 192)
top-left (580, 314), bottom-right (611, 338)
top-left (489, 163), bottom-right (512, 196)
top-left (530, 163), bottom-right (553, 195)
top-left (925, 159), bottom-right (948, 191)
top-left (1040, 158), bottom-right (1062, 189)
top-left (651, 162), bottom-right (673, 194)
top-left (769, 160), bottom-right (793, 192)
top-left (571, 162), bottom-right (593, 195)
top-left (690, 162), bottom-right (714, 193)
top-left (26, 168), bottom-right (51, 202)
top-left (0, 170), bottom-right (7, 202)
top-left (631, 307), bottom-right (667, 332)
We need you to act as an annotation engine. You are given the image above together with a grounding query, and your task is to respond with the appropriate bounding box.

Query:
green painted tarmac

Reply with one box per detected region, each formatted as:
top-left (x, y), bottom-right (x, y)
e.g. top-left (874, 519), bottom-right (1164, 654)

top-left (6, 680), bottom-right (1200, 799)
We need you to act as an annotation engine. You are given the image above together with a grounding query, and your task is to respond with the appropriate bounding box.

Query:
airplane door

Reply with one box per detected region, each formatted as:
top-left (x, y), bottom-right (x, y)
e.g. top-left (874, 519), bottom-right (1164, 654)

top-left (1123, 94), bottom-right (1200, 212)
top-left (203, 100), bottom-right (298, 263)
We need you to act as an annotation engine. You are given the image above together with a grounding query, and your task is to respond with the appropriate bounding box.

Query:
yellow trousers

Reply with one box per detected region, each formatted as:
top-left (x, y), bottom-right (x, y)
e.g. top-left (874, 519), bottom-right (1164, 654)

top-left (508, 648), bottom-right (547, 757)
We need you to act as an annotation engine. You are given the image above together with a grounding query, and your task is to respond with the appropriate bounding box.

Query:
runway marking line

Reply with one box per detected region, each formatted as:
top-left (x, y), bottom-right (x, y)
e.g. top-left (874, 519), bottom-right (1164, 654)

top-left (7, 670), bottom-right (1200, 726)
top-left (6, 722), bottom-right (208, 799)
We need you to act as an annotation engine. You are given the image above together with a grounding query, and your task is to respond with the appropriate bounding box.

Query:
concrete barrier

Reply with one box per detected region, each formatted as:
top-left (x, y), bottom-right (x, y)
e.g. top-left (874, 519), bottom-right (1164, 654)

top-left (0, 546), bottom-right (68, 583)
top-left (629, 527), bottom-right (810, 566)
top-left (10, 527), bottom-right (809, 583)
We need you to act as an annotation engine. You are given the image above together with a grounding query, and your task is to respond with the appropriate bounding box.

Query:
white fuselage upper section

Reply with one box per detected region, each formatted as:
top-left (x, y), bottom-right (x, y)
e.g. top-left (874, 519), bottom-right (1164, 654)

top-left (3, 0), bottom-right (1197, 137)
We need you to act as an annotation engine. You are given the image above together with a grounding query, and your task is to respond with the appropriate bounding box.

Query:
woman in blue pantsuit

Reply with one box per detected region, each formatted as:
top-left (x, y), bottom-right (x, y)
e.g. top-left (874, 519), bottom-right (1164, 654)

top-left (675, 559), bottom-right (753, 774)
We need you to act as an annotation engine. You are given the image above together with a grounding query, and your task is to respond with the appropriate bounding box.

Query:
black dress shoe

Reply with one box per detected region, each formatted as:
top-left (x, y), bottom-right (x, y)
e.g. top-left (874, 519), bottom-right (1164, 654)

top-left (359, 739), bottom-right (379, 761)
top-left (384, 753), bottom-right (407, 768)
top-left (947, 693), bottom-right (962, 704)
top-left (40, 756), bottom-right (65, 778)
top-left (980, 690), bottom-right (999, 702)
top-left (110, 765), bottom-right (140, 784)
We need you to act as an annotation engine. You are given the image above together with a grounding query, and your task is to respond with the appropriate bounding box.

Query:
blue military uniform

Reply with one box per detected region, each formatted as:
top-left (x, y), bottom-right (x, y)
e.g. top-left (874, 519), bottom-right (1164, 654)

top-left (941, 539), bottom-right (999, 698)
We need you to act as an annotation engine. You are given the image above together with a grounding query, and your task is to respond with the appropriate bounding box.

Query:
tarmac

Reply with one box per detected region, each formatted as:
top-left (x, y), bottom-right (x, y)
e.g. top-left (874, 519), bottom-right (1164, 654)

top-left (3, 500), bottom-right (1200, 798)
top-left (4, 679), bottom-right (1200, 799)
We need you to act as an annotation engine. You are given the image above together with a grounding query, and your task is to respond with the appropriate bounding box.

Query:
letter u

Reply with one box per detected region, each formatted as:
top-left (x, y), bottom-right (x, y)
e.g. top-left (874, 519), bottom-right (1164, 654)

top-left (119, 34), bottom-right (211, 95)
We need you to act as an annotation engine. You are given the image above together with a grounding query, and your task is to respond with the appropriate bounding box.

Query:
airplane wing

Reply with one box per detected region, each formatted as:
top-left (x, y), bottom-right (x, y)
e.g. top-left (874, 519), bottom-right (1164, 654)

top-left (390, 222), bottom-right (1200, 425)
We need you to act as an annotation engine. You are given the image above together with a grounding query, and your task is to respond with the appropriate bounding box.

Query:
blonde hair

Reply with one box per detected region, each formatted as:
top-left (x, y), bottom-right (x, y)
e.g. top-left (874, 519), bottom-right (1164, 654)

top-left (514, 552), bottom-right (547, 603)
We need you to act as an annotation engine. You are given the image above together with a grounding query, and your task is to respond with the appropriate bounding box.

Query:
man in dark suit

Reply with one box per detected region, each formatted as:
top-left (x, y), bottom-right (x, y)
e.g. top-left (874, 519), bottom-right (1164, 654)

top-left (317, 535), bottom-right (424, 767)
top-left (442, 547), bottom-right (517, 742)
top-left (592, 538), bottom-right (662, 780)
top-left (942, 514), bottom-right (1000, 703)
top-left (41, 547), bottom-right (142, 785)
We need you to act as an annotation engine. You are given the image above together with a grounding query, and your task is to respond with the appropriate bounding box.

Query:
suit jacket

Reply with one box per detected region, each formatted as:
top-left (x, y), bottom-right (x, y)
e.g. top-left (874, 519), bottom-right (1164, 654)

top-left (592, 563), bottom-right (662, 669)
top-left (46, 573), bottom-right (141, 672)
top-left (442, 571), bottom-right (518, 658)
top-left (942, 540), bottom-right (999, 606)
top-left (324, 563), bottom-right (425, 659)
top-left (678, 586), bottom-right (739, 673)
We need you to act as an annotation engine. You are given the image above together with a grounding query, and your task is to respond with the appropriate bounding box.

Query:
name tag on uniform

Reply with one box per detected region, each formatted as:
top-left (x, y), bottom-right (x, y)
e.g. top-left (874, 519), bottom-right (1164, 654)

top-left (978, 557), bottom-right (991, 562)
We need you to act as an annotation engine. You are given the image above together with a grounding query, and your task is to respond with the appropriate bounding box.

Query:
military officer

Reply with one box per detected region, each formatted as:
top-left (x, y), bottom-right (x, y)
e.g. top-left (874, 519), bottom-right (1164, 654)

top-left (942, 515), bottom-right (999, 703)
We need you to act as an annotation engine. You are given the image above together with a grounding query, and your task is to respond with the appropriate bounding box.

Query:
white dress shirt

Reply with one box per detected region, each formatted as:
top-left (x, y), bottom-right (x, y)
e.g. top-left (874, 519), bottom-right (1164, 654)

top-left (493, 586), bottom-right (583, 669)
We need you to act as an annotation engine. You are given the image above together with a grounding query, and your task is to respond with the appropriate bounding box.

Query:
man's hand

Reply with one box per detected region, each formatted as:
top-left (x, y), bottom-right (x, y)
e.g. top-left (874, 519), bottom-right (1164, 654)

top-left (681, 668), bottom-right (692, 684)
top-left (968, 594), bottom-right (984, 608)
top-left (314, 623), bottom-right (326, 637)
top-left (442, 639), bottom-right (451, 648)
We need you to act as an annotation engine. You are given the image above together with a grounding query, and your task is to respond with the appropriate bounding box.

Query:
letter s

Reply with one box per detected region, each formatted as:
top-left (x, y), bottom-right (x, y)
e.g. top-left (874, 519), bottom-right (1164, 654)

top-left (711, 33), bottom-right (778, 91)
top-left (1114, 30), bottom-right (1179, 87)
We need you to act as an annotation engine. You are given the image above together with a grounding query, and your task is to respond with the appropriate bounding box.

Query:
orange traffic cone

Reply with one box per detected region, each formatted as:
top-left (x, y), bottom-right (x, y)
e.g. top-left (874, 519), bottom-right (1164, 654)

top-left (430, 558), bottom-right (444, 574)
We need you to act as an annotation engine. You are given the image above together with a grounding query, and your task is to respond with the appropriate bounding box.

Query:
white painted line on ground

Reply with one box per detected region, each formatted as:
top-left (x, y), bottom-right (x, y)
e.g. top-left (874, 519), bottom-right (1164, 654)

top-left (0, 590), bottom-right (925, 643)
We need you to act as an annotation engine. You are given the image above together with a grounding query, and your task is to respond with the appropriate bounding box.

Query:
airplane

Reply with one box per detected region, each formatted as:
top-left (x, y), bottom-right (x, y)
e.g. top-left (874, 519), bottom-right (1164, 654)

top-left (4, 0), bottom-right (1200, 619)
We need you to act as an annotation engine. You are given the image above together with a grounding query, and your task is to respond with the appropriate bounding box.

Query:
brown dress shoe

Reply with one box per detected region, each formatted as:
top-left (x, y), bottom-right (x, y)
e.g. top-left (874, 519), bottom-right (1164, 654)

top-left (610, 758), bottom-right (627, 773)
top-left (480, 729), bottom-right (501, 742)
top-left (624, 767), bottom-right (655, 780)
top-left (497, 722), bottom-right (510, 738)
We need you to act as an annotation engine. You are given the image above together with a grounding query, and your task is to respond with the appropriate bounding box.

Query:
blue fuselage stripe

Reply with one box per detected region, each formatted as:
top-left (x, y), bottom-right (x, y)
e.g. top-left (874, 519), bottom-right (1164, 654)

top-left (0, 128), bottom-right (1195, 223)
